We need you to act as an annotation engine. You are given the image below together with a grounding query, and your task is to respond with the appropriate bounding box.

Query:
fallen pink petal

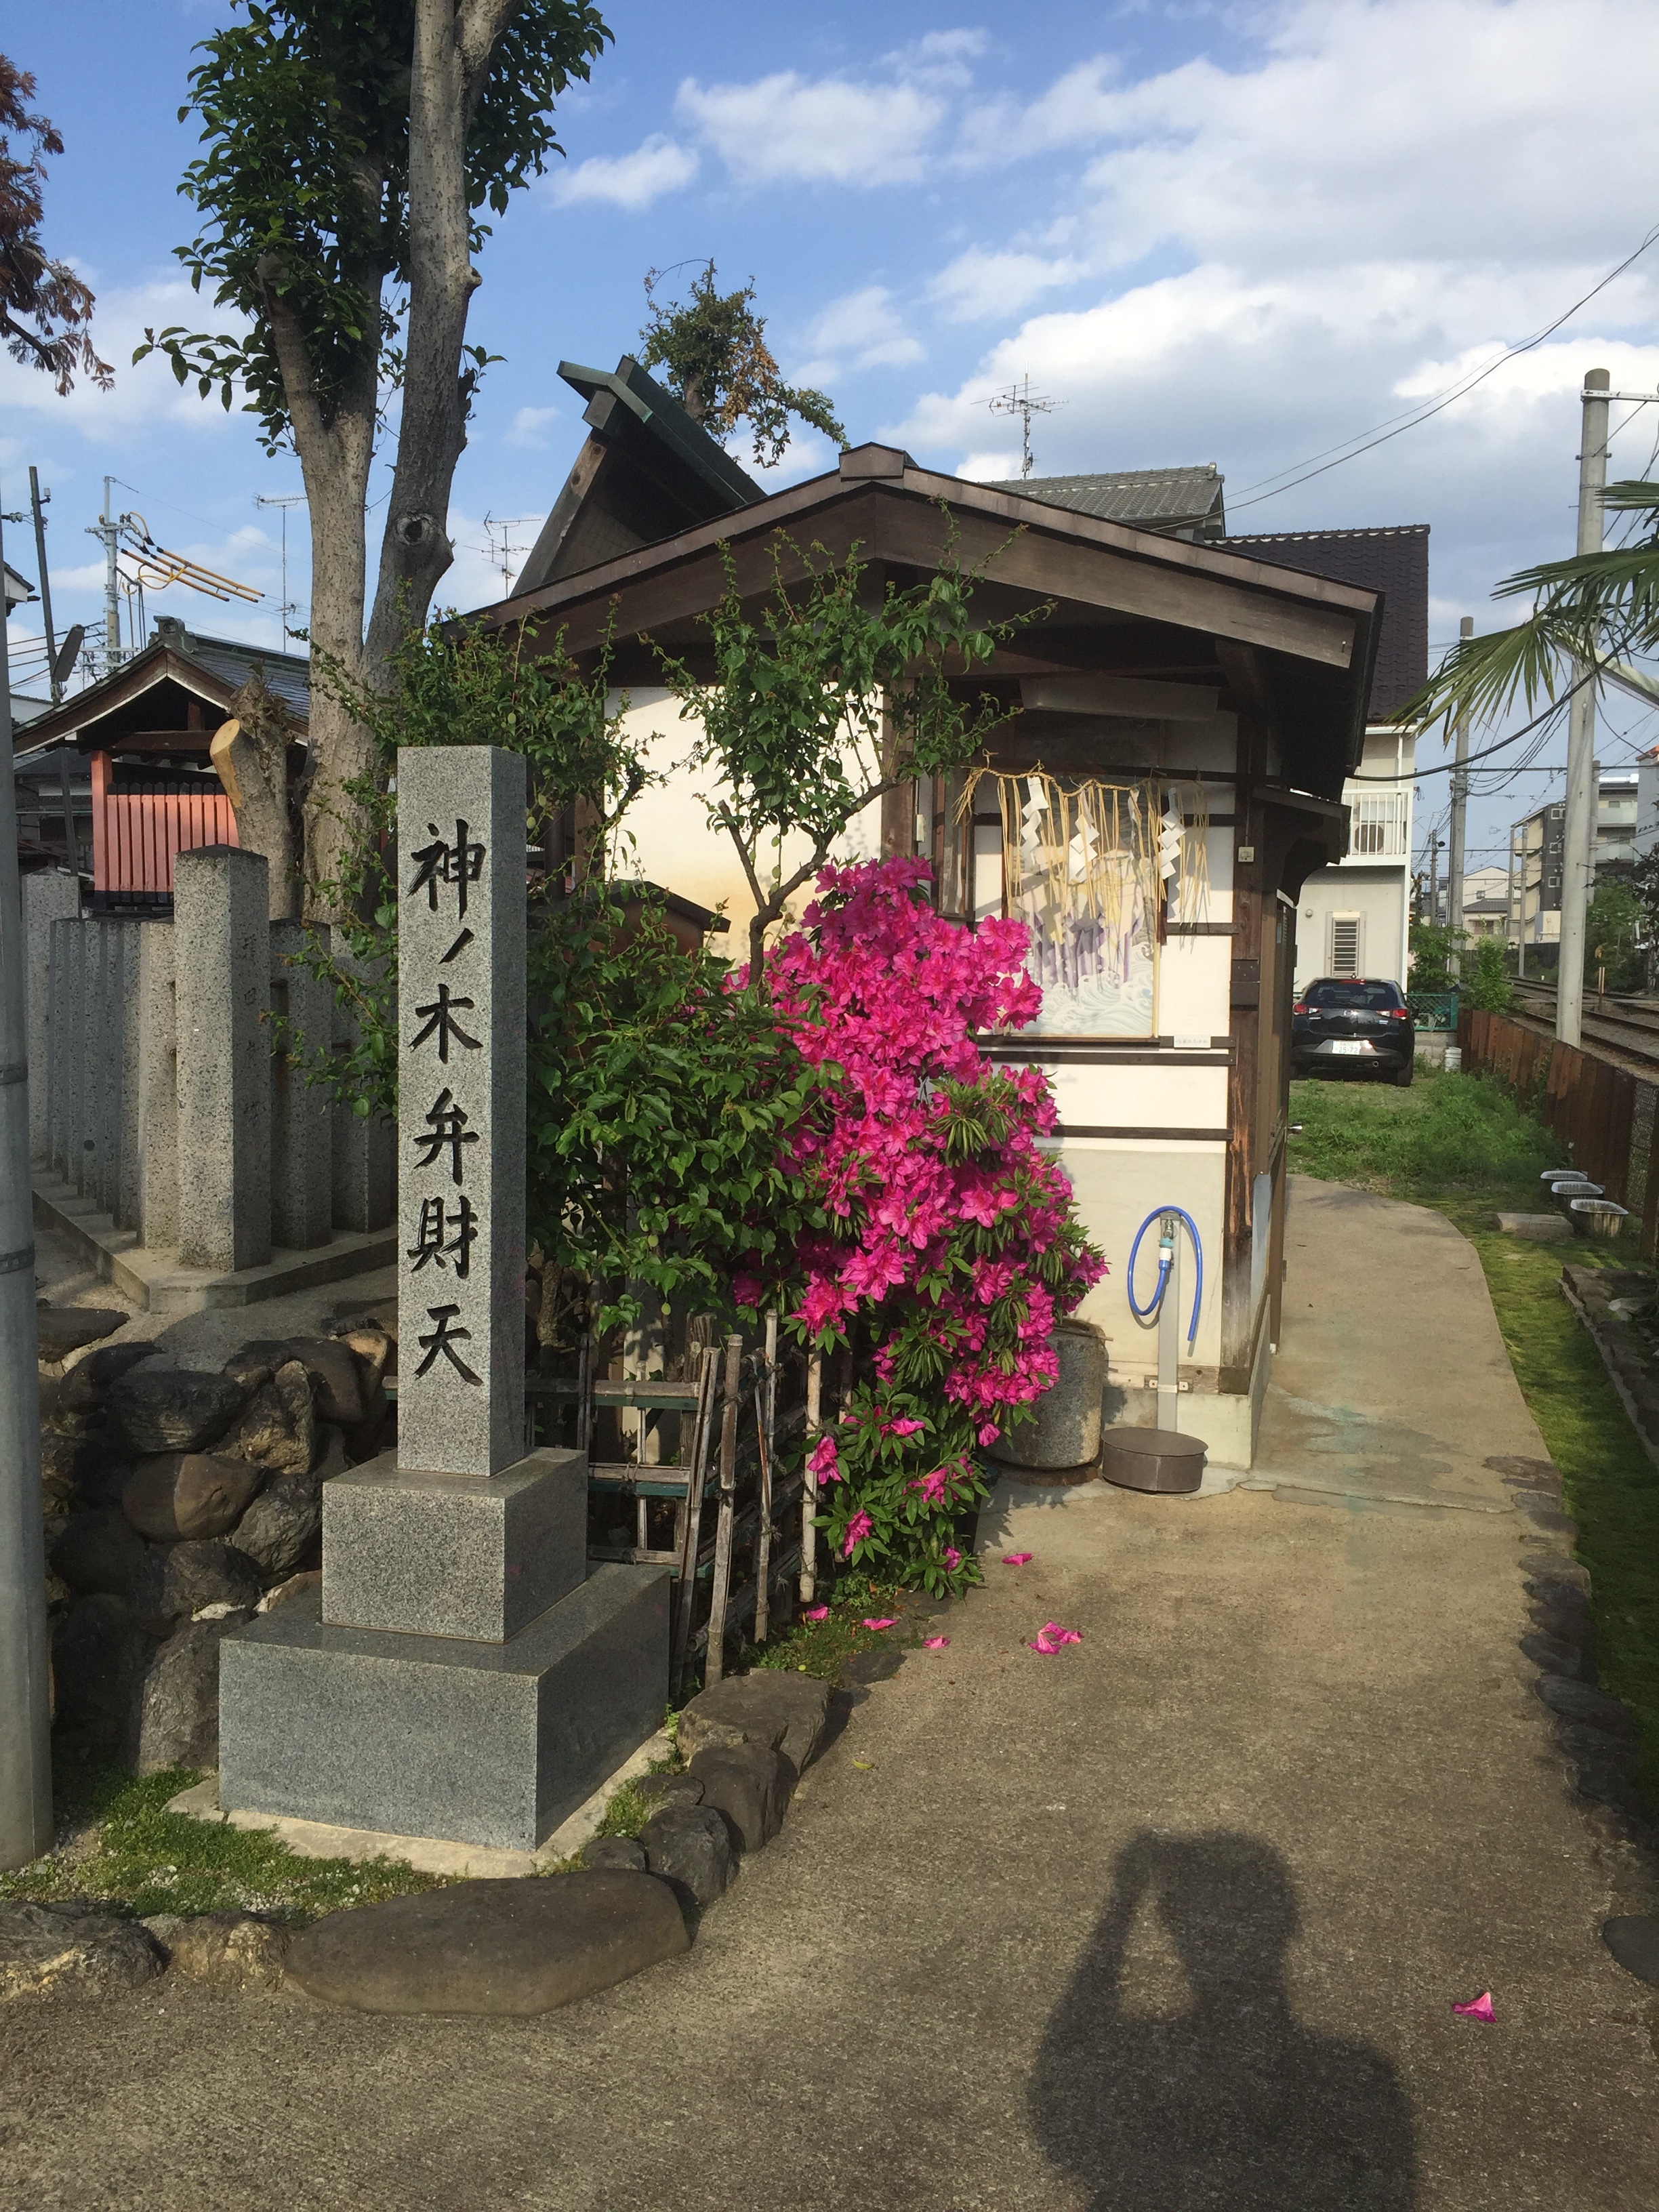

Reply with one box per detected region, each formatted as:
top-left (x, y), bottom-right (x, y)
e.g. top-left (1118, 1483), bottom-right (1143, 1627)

top-left (1452, 1991), bottom-right (1496, 2022)
top-left (1040, 1622), bottom-right (1083, 1645)
top-left (1002, 1553), bottom-right (1033, 1566)
top-left (861, 1617), bottom-right (898, 1631)
top-left (802, 1605), bottom-right (830, 1622)
top-left (1029, 1632), bottom-right (1061, 1654)
top-left (922, 1635), bottom-right (950, 1650)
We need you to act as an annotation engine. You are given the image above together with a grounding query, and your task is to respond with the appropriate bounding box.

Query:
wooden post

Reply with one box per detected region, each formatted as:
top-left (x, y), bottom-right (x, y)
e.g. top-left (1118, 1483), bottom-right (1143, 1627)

top-left (670, 1343), bottom-right (719, 1699)
top-left (703, 1334), bottom-right (743, 1685)
top-left (800, 1346), bottom-right (823, 1602)
top-left (754, 1313), bottom-right (779, 1641)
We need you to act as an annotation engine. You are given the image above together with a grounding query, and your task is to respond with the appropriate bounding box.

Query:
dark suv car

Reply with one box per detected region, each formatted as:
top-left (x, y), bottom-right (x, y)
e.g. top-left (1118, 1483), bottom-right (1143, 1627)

top-left (1291, 977), bottom-right (1416, 1085)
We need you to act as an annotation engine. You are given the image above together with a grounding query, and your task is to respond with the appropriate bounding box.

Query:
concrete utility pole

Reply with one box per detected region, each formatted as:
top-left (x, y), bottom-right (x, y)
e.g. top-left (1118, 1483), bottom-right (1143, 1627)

top-left (0, 499), bottom-right (54, 1868)
top-left (89, 476), bottom-right (122, 674)
top-left (29, 469), bottom-right (78, 875)
top-left (1558, 368), bottom-right (1611, 1048)
top-left (1447, 615), bottom-right (1473, 978)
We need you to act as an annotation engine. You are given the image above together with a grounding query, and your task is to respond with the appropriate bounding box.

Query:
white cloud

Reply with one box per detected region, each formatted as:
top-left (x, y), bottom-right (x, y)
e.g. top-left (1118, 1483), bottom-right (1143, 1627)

top-left (0, 277), bottom-right (255, 440)
top-left (887, 28), bottom-right (989, 92)
top-left (792, 287), bottom-right (924, 385)
top-left (546, 133), bottom-right (699, 211)
top-left (928, 248), bottom-right (1084, 323)
top-left (508, 405), bottom-right (562, 450)
top-left (676, 71), bottom-right (945, 188)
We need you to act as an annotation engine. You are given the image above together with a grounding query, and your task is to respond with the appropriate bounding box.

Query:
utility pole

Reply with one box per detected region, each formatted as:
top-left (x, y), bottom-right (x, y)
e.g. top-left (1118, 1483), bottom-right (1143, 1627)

top-left (88, 476), bottom-right (122, 674)
top-left (1426, 830), bottom-right (1441, 926)
top-left (1447, 615), bottom-right (1473, 978)
top-left (1558, 368), bottom-right (1611, 1048)
top-left (28, 470), bottom-right (78, 878)
top-left (0, 497), bottom-right (53, 1868)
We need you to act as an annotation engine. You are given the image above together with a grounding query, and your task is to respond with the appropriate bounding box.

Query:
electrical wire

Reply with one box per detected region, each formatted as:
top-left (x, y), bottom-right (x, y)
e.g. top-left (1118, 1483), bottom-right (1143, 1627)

top-left (1226, 222), bottom-right (1659, 517)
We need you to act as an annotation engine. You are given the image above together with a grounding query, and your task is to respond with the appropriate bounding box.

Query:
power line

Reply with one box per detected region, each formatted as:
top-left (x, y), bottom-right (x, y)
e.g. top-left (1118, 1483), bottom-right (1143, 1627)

top-left (1227, 221), bottom-right (1659, 516)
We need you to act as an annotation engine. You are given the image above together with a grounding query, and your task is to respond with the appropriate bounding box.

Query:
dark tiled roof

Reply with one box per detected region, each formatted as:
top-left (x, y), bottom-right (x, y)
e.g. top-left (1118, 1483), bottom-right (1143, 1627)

top-left (980, 464), bottom-right (1226, 539)
top-left (184, 632), bottom-right (310, 717)
top-left (1218, 526), bottom-right (1429, 720)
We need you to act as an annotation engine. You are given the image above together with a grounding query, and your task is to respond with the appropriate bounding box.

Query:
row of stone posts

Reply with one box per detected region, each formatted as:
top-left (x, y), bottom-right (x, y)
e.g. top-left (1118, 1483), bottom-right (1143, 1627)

top-left (28, 848), bottom-right (392, 1275)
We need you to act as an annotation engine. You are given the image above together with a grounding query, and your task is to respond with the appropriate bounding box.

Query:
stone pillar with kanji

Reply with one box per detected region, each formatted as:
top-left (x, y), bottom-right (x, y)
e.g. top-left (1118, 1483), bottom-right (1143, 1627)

top-left (216, 747), bottom-right (671, 1856)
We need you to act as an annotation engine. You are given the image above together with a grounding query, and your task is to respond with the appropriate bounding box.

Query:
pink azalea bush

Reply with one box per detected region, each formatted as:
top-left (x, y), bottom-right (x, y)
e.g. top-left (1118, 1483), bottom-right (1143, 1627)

top-left (742, 857), bottom-right (1105, 1595)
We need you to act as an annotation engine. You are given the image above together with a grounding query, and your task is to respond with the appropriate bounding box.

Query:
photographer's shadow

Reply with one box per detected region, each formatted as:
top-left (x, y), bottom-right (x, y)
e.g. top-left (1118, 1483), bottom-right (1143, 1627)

top-left (1031, 1831), bottom-right (1416, 2210)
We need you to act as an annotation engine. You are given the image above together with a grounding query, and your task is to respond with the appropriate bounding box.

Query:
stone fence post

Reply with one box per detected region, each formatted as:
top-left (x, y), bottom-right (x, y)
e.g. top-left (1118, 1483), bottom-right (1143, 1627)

top-left (174, 845), bottom-right (272, 1272)
top-left (136, 922), bottom-right (178, 1250)
top-left (270, 921), bottom-right (335, 1251)
top-left (22, 872), bottom-right (77, 1163)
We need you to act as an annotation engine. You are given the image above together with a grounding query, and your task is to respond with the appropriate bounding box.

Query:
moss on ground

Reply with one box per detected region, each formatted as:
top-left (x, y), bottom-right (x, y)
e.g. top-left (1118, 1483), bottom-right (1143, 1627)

top-left (0, 1749), bottom-right (440, 1921)
top-left (1290, 1067), bottom-right (1659, 1800)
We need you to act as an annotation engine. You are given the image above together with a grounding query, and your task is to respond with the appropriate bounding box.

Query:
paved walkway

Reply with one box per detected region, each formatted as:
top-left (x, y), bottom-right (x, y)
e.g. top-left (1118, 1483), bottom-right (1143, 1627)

top-left (7, 1181), bottom-right (1659, 2210)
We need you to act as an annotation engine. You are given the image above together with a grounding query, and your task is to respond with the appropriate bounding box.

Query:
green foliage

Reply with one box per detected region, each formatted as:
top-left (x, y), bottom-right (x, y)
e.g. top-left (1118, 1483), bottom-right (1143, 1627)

top-left (656, 525), bottom-right (1031, 975)
top-left (1585, 872), bottom-right (1644, 992)
top-left (296, 611), bottom-right (818, 1336)
top-left (1407, 918), bottom-right (1462, 991)
top-left (1465, 934), bottom-right (1513, 1012)
top-left (527, 890), bottom-right (819, 1333)
top-left (1287, 1068), bottom-right (1563, 1196)
top-left (640, 260), bottom-right (844, 466)
top-left (0, 55), bottom-right (112, 393)
top-left (134, 1), bottom-right (610, 450)
top-left (1406, 480), bottom-right (1659, 738)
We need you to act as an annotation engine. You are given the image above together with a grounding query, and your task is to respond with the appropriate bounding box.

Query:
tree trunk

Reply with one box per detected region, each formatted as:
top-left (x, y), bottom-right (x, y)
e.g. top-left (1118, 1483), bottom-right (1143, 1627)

top-left (298, 2), bottom-right (518, 915)
top-left (210, 672), bottom-right (298, 920)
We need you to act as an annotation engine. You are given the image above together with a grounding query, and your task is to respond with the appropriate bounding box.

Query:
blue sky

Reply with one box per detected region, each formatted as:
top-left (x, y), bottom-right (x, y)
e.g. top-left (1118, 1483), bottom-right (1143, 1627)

top-left (7, 0), bottom-right (1659, 876)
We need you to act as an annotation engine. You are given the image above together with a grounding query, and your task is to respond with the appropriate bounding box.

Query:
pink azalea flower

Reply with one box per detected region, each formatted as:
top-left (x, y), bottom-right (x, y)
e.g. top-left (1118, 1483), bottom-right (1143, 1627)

top-left (977, 1422), bottom-right (1001, 1447)
top-left (802, 1604), bottom-right (830, 1622)
top-left (884, 1416), bottom-right (925, 1437)
top-left (861, 1617), bottom-right (897, 1631)
top-left (944, 1547), bottom-right (962, 1570)
top-left (922, 1635), bottom-right (950, 1650)
top-left (808, 1434), bottom-right (840, 1479)
top-left (842, 1511), bottom-right (873, 1558)
top-left (1452, 1991), bottom-right (1495, 2022)
top-left (731, 1272), bottom-right (764, 1310)
top-left (1002, 1553), bottom-right (1033, 1566)
top-left (908, 1465), bottom-right (952, 1504)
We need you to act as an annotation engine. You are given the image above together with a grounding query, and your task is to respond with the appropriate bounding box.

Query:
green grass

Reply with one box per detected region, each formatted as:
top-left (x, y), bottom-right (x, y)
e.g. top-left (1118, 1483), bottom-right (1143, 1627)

top-left (742, 1574), bottom-right (926, 1681)
top-left (1290, 1067), bottom-right (1659, 1799)
top-left (0, 1750), bottom-right (440, 1921)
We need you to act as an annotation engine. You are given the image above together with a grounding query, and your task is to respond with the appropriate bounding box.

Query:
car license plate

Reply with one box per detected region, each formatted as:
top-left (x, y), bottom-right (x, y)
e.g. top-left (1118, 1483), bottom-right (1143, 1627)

top-left (1328, 1040), bottom-right (1370, 1056)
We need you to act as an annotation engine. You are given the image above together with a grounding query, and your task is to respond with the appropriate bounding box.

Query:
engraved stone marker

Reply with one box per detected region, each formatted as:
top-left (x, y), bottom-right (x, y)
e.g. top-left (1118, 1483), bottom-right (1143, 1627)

top-left (395, 747), bottom-right (527, 1477)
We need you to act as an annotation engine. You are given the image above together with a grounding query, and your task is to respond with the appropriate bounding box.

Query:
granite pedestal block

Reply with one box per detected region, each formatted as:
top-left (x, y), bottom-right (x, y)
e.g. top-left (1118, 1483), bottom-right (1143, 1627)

top-left (218, 1566), bottom-right (671, 1851)
top-left (321, 1448), bottom-right (586, 1643)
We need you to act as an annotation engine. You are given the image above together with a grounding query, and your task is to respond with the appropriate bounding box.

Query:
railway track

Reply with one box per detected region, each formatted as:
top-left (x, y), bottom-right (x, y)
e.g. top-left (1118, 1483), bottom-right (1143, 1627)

top-left (1509, 980), bottom-right (1659, 1082)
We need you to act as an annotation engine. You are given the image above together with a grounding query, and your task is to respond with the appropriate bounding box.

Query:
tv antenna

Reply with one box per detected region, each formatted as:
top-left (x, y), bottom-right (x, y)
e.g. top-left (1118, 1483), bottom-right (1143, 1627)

top-left (989, 375), bottom-right (1061, 479)
top-left (483, 512), bottom-right (536, 591)
top-left (255, 493), bottom-right (306, 640)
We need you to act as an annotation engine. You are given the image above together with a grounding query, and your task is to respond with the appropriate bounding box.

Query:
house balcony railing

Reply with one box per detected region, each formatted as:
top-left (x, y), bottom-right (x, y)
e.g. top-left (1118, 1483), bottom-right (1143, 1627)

top-left (1341, 788), bottom-right (1409, 861)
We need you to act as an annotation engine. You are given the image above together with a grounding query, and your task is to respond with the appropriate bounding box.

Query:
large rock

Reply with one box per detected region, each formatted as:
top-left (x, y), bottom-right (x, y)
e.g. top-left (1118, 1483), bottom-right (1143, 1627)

top-left (639, 1805), bottom-right (735, 1907)
top-left (157, 1912), bottom-right (290, 1992)
top-left (50, 1510), bottom-right (148, 1599)
top-left (122, 1452), bottom-right (265, 1543)
top-left (224, 1336), bottom-right (367, 1427)
top-left (688, 1742), bottom-right (793, 1853)
top-left (258, 1568), bottom-right (322, 1615)
top-left (1537, 1675), bottom-right (1636, 1737)
top-left (129, 1538), bottom-right (262, 1625)
top-left (678, 1668), bottom-right (834, 1774)
top-left (1604, 1914), bottom-right (1659, 1988)
top-left (285, 1873), bottom-right (689, 2016)
top-left (127, 1610), bottom-right (252, 1773)
top-left (106, 1370), bottom-right (247, 1456)
top-left (39, 1432), bottom-right (93, 1515)
top-left (579, 1837), bottom-right (647, 1873)
top-left (35, 1308), bottom-right (127, 1366)
top-left (333, 1320), bottom-right (392, 1386)
top-left (222, 1361), bottom-right (316, 1476)
top-left (52, 1595), bottom-right (157, 1746)
top-left (0, 1902), bottom-right (162, 2001)
top-left (635, 1772), bottom-right (705, 1814)
top-left (58, 1343), bottom-right (161, 1411)
top-left (231, 1468), bottom-right (323, 1580)
top-left (342, 1375), bottom-right (390, 1464)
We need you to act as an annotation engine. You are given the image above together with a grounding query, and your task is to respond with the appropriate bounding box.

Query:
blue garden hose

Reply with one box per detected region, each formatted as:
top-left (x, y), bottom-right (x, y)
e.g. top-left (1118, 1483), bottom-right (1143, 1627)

top-left (1126, 1207), bottom-right (1204, 1349)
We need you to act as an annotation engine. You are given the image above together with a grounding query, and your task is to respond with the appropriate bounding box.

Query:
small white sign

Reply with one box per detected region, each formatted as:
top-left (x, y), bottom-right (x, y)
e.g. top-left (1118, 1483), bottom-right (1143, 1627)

top-left (1172, 1033), bottom-right (1212, 1050)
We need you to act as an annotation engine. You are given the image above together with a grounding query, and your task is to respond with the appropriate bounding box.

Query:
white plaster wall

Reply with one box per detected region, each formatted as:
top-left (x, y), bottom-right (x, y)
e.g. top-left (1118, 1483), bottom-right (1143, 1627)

top-left (1054, 1139), bottom-right (1227, 1377)
top-left (1295, 869), bottom-right (1408, 991)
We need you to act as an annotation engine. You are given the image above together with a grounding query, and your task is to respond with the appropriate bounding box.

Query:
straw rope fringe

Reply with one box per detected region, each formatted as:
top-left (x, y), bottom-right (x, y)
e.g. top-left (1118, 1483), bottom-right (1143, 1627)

top-left (958, 769), bottom-right (1210, 938)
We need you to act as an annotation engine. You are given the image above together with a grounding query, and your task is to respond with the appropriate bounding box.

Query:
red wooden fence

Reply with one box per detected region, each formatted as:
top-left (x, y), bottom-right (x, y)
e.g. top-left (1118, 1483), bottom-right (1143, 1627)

top-left (89, 750), bottom-right (238, 901)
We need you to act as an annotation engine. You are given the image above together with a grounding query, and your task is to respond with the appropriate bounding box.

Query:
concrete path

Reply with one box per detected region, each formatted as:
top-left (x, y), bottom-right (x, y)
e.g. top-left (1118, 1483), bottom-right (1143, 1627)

top-left (7, 1181), bottom-right (1659, 2210)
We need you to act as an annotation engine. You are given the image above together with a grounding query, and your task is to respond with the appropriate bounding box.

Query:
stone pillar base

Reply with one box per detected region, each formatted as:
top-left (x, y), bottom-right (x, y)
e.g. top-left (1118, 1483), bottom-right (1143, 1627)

top-left (218, 1565), bottom-right (670, 1853)
top-left (321, 1448), bottom-right (586, 1644)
